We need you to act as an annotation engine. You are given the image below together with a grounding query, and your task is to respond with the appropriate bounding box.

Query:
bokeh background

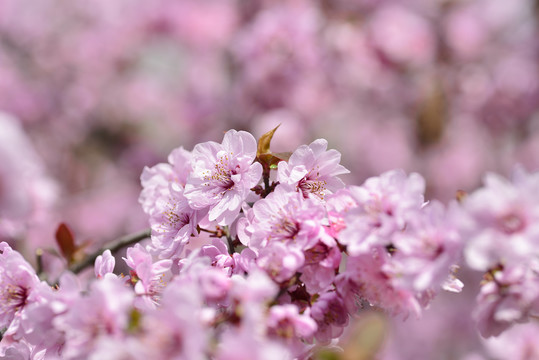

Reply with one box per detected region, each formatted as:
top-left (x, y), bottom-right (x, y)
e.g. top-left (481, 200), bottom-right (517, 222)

top-left (1, 0), bottom-right (539, 358)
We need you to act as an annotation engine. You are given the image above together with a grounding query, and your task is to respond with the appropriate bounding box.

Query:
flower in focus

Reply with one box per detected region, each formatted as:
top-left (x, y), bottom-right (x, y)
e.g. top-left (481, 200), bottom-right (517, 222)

top-left (0, 242), bottom-right (50, 337)
top-left (277, 138), bottom-right (349, 200)
top-left (184, 130), bottom-right (262, 226)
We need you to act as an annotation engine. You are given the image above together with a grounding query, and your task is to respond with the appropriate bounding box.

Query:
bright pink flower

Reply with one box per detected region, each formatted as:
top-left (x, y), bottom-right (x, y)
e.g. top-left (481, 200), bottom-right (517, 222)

top-left (184, 130), bottom-right (262, 226)
top-left (277, 139), bottom-right (349, 200)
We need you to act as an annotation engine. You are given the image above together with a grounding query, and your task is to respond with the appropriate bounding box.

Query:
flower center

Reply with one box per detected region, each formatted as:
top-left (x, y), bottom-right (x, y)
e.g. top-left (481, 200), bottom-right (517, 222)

top-left (497, 212), bottom-right (526, 235)
top-left (1, 283), bottom-right (28, 312)
top-left (203, 154), bottom-right (236, 191)
top-left (297, 171), bottom-right (327, 199)
top-left (271, 217), bottom-right (300, 241)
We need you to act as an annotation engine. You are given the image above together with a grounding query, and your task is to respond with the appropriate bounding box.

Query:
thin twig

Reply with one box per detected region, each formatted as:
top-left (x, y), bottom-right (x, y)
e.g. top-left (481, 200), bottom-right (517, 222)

top-left (36, 248), bottom-right (46, 282)
top-left (69, 228), bottom-right (151, 275)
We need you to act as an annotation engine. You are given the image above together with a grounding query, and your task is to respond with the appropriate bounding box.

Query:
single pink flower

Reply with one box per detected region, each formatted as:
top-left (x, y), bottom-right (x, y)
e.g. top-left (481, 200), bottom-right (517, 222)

top-left (277, 139), bottom-right (349, 200)
top-left (184, 130), bottom-right (262, 226)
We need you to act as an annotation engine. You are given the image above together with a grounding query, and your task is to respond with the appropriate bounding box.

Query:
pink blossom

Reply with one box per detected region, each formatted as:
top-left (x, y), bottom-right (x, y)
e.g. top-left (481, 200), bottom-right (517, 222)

top-left (256, 242), bottom-right (305, 283)
top-left (139, 146), bottom-right (192, 214)
top-left (184, 130), bottom-right (262, 226)
top-left (473, 264), bottom-right (539, 338)
top-left (300, 236), bottom-right (342, 294)
top-left (134, 278), bottom-right (207, 360)
top-left (94, 249), bottom-right (115, 278)
top-left (0, 242), bottom-right (51, 337)
top-left (482, 322), bottom-right (539, 359)
top-left (310, 291), bottom-right (348, 343)
top-left (238, 184), bottom-right (325, 252)
top-left (123, 244), bottom-right (172, 309)
top-left (277, 139), bottom-right (349, 200)
top-left (201, 238), bottom-right (256, 275)
top-left (53, 275), bottom-right (134, 359)
top-left (390, 200), bottom-right (463, 293)
top-left (339, 170), bottom-right (426, 256)
top-left (140, 146), bottom-right (200, 259)
top-left (335, 248), bottom-right (422, 318)
top-left (267, 304), bottom-right (317, 357)
top-left (324, 188), bottom-right (358, 238)
top-left (462, 169), bottom-right (539, 271)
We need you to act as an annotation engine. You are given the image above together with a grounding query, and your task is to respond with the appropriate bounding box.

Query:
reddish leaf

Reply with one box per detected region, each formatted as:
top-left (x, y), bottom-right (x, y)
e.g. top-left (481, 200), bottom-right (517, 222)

top-left (55, 223), bottom-right (76, 264)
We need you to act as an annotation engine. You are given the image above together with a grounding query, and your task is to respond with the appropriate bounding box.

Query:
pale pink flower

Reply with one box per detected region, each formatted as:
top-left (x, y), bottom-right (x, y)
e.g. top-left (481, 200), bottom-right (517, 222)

top-left (123, 244), bottom-right (172, 309)
top-left (277, 139), bottom-right (349, 200)
top-left (482, 322), bottom-right (539, 359)
top-left (310, 291), bottom-right (348, 343)
top-left (200, 238), bottom-right (256, 275)
top-left (335, 248), bottom-right (422, 318)
top-left (140, 147), bottom-right (200, 259)
top-left (300, 236), bottom-right (342, 294)
top-left (390, 200), bottom-right (463, 293)
top-left (238, 184), bottom-right (325, 252)
top-left (139, 146), bottom-right (192, 215)
top-left (473, 264), bottom-right (539, 337)
top-left (147, 182), bottom-right (200, 259)
top-left (324, 188), bottom-right (358, 238)
top-left (53, 275), bottom-right (134, 359)
top-left (135, 278), bottom-right (207, 360)
top-left (0, 242), bottom-right (51, 336)
top-left (184, 130), bottom-right (262, 226)
top-left (462, 168), bottom-right (539, 271)
top-left (256, 242), bottom-right (305, 283)
top-left (267, 304), bottom-right (317, 357)
top-left (94, 249), bottom-right (115, 278)
top-left (339, 170), bottom-right (426, 256)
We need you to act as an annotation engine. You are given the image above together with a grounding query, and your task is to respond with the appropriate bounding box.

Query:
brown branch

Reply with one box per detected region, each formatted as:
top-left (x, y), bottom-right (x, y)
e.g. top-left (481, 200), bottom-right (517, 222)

top-left (69, 228), bottom-right (151, 275)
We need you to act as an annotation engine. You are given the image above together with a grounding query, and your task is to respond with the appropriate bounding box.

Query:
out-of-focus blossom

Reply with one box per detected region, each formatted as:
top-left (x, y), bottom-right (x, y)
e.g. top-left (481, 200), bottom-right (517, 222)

top-left (94, 249), bottom-right (115, 278)
top-left (339, 170), bottom-right (426, 256)
top-left (473, 264), bottom-right (539, 338)
top-left (462, 169), bottom-right (539, 271)
top-left (123, 244), bottom-right (171, 309)
top-left (53, 275), bottom-right (134, 359)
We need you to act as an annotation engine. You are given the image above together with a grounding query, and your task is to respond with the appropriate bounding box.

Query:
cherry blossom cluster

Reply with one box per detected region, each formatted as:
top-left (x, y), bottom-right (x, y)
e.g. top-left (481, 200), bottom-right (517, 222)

top-left (0, 129), bottom-right (468, 359)
top-left (460, 167), bottom-right (539, 338)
